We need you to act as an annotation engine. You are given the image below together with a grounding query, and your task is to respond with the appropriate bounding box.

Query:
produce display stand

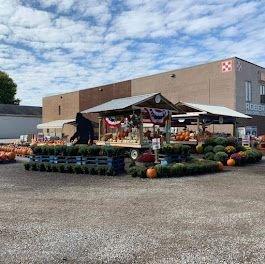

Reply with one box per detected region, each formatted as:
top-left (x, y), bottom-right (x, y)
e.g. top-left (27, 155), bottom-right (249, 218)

top-left (171, 102), bottom-right (252, 144)
top-left (81, 93), bottom-right (183, 159)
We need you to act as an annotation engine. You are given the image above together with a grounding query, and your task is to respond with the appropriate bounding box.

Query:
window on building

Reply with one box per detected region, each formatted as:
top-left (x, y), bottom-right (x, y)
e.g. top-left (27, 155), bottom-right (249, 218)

top-left (260, 84), bottom-right (265, 104)
top-left (58, 105), bottom-right (61, 115)
top-left (245, 81), bottom-right (252, 102)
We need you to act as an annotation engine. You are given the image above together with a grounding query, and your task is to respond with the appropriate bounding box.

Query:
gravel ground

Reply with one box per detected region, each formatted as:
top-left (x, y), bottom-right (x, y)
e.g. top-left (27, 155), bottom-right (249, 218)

top-left (0, 160), bottom-right (265, 264)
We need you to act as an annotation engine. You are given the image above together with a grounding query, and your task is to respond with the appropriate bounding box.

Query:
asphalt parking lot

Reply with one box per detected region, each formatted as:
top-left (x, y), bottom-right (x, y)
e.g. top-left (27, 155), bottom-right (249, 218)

top-left (0, 160), bottom-right (265, 264)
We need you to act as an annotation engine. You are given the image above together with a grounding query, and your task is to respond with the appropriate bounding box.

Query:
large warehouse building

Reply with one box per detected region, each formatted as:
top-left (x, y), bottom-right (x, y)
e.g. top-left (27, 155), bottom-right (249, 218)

top-left (41, 57), bottom-right (265, 137)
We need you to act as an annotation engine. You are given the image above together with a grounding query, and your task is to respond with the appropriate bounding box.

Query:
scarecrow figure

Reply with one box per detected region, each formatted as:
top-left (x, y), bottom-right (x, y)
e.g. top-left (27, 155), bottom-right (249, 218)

top-left (70, 113), bottom-right (94, 145)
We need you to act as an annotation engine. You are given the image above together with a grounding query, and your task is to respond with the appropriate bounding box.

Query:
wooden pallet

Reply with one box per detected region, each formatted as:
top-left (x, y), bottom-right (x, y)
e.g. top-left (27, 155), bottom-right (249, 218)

top-left (79, 156), bottom-right (125, 173)
top-left (0, 160), bottom-right (16, 164)
top-left (159, 154), bottom-right (187, 164)
top-left (53, 156), bottom-right (82, 164)
top-left (16, 154), bottom-right (31, 158)
top-left (29, 155), bottom-right (125, 173)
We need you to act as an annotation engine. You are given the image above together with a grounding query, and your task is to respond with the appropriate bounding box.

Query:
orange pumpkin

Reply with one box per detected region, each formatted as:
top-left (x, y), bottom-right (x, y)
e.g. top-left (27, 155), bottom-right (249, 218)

top-left (227, 158), bottom-right (235, 166)
top-left (0, 152), bottom-right (6, 160)
top-left (184, 136), bottom-right (189, 141)
top-left (21, 149), bottom-right (27, 155)
top-left (180, 135), bottom-right (185, 141)
top-left (146, 167), bottom-right (157, 179)
top-left (7, 152), bottom-right (15, 160)
top-left (217, 161), bottom-right (224, 171)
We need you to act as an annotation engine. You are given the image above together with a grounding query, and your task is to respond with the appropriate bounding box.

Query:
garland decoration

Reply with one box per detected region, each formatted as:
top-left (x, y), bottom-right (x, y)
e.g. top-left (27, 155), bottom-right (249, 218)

top-left (104, 116), bottom-right (122, 128)
top-left (145, 108), bottom-right (169, 125)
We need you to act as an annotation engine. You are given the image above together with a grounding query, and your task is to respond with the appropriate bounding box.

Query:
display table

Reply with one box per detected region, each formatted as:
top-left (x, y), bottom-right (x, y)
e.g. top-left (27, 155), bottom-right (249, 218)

top-left (170, 140), bottom-right (198, 145)
top-left (96, 141), bottom-right (150, 149)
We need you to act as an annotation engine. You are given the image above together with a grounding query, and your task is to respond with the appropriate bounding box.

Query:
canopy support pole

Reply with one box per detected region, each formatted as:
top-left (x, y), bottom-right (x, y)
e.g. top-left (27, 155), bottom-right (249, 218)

top-left (165, 112), bottom-right (172, 143)
top-left (139, 113), bottom-right (143, 145)
top-left (196, 117), bottom-right (200, 133)
top-left (98, 116), bottom-right (102, 141)
top-left (233, 120), bottom-right (237, 137)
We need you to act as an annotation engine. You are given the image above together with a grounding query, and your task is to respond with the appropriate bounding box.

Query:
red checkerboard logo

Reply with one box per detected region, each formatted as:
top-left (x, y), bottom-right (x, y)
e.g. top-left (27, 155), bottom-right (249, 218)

top-left (221, 60), bottom-right (233, 73)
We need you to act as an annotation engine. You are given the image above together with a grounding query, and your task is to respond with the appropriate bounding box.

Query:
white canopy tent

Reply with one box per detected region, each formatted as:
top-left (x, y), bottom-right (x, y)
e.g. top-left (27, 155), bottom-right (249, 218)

top-left (173, 102), bottom-right (252, 136)
top-left (37, 119), bottom-right (75, 129)
top-left (173, 102), bottom-right (251, 119)
top-left (37, 119), bottom-right (76, 137)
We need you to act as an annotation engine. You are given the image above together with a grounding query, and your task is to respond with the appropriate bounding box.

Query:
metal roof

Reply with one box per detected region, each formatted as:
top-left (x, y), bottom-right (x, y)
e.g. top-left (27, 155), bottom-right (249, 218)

top-left (0, 104), bottom-right (42, 117)
top-left (82, 93), bottom-right (179, 113)
top-left (37, 119), bottom-right (75, 129)
top-left (175, 102), bottom-right (251, 119)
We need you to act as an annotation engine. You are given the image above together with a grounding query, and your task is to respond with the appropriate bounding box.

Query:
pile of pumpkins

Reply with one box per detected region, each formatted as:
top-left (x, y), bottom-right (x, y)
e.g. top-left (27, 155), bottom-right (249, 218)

top-left (175, 131), bottom-right (195, 141)
top-left (31, 140), bottom-right (65, 146)
top-left (0, 151), bottom-right (15, 162)
top-left (0, 145), bottom-right (33, 156)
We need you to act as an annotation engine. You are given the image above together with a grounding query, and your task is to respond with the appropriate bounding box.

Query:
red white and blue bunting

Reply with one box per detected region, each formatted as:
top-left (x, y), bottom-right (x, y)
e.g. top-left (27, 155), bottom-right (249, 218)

top-left (104, 117), bottom-right (122, 128)
top-left (145, 108), bottom-right (169, 125)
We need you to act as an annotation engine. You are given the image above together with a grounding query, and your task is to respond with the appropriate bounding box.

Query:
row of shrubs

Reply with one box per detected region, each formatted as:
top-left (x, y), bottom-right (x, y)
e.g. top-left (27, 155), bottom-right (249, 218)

top-left (128, 160), bottom-right (221, 178)
top-left (196, 138), bottom-right (245, 155)
top-left (204, 136), bottom-right (239, 147)
top-left (204, 148), bottom-right (262, 165)
top-left (32, 145), bottom-right (125, 157)
top-left (202, 144), bottom-right (241, 154)
top-left (24, 162), bottom-right (117, 175)
top-left (160, 143), bottom-right (191, 156)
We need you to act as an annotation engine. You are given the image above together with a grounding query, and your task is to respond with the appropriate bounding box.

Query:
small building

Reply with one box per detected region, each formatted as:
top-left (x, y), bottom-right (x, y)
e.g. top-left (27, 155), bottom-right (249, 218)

top-left (0, 104), bottom-right (42, 139)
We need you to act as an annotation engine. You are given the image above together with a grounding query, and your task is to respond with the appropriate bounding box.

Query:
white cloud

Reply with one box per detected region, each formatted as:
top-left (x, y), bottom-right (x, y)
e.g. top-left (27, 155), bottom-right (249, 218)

top-left (221, 26), bottom-right (240, 38)
top-left (9, 5), bottom-right (52, 28)
top-left (0, 0), bottom-right (264, 106)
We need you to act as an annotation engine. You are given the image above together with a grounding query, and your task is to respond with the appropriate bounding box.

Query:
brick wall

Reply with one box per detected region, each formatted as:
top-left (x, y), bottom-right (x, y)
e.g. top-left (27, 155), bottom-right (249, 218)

top-left (131, 58), bottom-right (236, 109)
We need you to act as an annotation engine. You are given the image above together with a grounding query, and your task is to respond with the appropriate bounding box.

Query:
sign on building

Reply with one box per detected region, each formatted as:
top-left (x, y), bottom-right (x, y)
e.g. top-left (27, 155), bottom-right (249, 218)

top-left (221, 60), bottom-right (233, 73)
top-left (246, 103), bottom-right (265, 116)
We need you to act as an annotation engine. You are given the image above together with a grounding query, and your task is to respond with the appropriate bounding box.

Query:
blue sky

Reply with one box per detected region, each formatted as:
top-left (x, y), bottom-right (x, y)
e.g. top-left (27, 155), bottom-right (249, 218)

top-left (0, 0), bottom-right (265, 106)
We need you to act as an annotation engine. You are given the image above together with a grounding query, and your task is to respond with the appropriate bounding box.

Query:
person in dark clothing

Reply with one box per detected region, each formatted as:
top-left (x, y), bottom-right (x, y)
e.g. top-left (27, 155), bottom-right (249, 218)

top-left (70, 113), bottom-right (94, 145)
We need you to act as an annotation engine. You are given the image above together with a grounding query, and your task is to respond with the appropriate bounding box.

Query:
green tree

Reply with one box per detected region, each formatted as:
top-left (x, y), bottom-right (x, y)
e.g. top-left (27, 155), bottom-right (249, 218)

top-left (0, 71), bottom-right (20, 104)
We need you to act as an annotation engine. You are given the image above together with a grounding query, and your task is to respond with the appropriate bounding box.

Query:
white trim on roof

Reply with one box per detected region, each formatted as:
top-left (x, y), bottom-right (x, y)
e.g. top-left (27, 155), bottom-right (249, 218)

top-left (81, 93), bottom-right (160, 113)
top-left (37, 119), bottom-right (75, 129)
top-left (175, 102), bottom-right (252, 119)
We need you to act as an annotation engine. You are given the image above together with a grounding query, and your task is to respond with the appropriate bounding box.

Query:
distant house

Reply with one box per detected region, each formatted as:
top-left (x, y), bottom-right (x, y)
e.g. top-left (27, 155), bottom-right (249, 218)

top-left (0, 104), bottom-right (42, 139)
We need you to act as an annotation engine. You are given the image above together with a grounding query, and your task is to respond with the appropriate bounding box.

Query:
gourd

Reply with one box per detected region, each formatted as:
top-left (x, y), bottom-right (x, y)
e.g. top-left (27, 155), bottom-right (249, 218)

top-left (146, 167), bottom-right (157, 179)
top-left (227, 158), bottom-right (235, 166)
top-left (7, 152), bottom-right (15, 160)
top-left (217, 161), bottom-right (224, 171)
top-left (196, 145), bottom-right (204, 154)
